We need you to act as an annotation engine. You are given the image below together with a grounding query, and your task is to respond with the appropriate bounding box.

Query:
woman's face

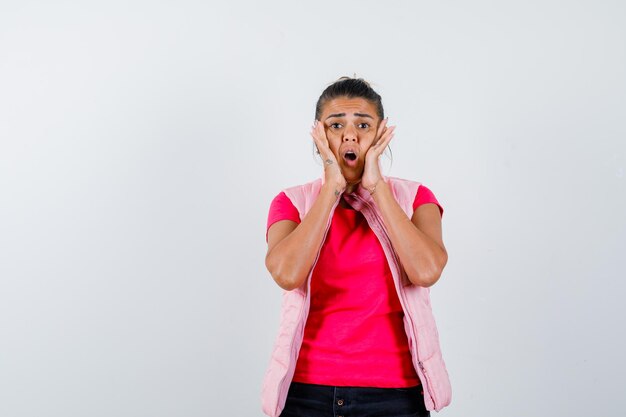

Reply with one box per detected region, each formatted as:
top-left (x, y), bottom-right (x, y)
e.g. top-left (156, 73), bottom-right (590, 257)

top-left (319, 97), bottom-right (381, 184)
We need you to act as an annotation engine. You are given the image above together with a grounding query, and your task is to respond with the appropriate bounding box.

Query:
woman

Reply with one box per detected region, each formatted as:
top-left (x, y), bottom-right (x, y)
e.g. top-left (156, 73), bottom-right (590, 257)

top-left (261, 77), bottom-right (452, 417)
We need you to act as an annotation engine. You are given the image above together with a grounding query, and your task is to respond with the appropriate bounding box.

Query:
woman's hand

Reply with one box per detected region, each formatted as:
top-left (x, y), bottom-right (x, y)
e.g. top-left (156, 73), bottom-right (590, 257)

top-left (361, 118), bottom-right (395, 192)
top-left (310, 120), bottom-right (346, 193)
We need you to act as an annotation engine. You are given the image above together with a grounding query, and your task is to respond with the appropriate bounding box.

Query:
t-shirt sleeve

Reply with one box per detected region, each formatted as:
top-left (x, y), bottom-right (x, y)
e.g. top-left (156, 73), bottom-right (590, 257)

top-left (266, 191), bottom-right (301, 242)
top-left (412, 184), bottom-right (444, 218)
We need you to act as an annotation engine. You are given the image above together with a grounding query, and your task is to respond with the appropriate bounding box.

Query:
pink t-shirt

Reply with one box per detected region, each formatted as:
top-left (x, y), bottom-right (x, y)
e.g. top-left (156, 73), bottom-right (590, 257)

top-left (266, 184), bottom-right (443, 388)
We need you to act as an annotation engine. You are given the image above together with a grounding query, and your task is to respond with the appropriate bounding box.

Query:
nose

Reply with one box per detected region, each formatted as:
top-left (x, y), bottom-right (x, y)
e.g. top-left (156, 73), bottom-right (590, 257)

top-left (342, 124), bottom-right (357, 143)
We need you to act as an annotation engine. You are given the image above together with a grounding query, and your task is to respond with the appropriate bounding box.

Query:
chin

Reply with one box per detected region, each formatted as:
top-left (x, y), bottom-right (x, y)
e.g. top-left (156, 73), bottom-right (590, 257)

top-left (347, 175), bottom-right (362, 182)
top-left (345, 177), bottom-right (363, 187)
top-left (342, 166), bottom-right (364, 180)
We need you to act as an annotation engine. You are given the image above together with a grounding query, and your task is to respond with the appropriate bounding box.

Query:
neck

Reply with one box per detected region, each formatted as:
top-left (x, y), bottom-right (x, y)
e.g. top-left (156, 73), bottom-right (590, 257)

top-left (345, 180), bottom-right (361, 194)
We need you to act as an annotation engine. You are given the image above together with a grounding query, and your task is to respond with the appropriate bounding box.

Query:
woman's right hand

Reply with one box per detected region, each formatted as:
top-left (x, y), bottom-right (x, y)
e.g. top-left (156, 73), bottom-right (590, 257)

top-left (310, 120), bottom-right (346, 194)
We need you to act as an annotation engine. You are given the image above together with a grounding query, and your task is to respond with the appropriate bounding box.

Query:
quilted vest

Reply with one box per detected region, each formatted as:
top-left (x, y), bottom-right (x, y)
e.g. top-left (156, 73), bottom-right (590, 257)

top-left (261, 175), bottom-right (452, 416)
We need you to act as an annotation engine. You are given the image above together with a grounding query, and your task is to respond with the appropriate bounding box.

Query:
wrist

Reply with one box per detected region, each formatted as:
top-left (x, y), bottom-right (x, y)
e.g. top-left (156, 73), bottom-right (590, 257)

top-left (368, 178), bottom-right (389, 198)
top-left (365, 180), bottom-right (379, 195)
top-left (322, 180), bottom-right (345, 198)
top-left (361, 177), bottom-right (382, 195)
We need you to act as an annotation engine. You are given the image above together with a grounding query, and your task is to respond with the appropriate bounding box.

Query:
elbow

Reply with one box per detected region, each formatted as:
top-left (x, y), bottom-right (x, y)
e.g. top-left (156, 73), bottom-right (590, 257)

top-left (265, 252), bottom-right (303, 291)
top-left (419, 270), bottom-right (443, 288)
top-left (273, 273), bottom-right (301, 291)
top-left (409, 270), bottom-right (441, 288)
top-left (408, 250), bottom-right (448, 288)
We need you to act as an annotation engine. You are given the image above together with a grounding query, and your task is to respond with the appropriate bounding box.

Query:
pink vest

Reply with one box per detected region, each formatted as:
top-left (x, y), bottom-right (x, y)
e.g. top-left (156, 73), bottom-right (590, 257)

top-left (261, 175), bottom-right (452, 416)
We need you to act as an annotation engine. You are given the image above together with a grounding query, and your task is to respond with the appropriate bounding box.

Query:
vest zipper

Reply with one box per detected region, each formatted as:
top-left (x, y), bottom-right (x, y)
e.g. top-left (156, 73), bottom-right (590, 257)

top-left (355, 195), bottom-right (439, 410)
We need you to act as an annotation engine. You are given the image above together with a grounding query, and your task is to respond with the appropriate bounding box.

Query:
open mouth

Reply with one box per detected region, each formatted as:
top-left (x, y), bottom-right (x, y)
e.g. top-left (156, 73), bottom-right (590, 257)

top-left (342, 150), bottom-right (358, 167)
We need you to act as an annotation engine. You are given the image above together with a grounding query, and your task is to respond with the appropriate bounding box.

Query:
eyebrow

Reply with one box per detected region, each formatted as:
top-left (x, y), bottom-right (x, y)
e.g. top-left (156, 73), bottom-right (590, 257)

top-left (325, 112), bottom-right (374, 120)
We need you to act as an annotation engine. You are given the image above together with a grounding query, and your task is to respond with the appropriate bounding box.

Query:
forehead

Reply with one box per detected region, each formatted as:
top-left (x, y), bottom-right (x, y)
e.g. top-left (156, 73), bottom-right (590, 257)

top-left (321, 97), bottom-right (378, 118)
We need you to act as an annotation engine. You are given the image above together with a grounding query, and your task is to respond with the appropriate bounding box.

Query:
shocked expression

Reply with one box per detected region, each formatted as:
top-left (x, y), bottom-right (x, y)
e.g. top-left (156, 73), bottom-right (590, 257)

top-left (320, 97), bottom-right (381, 183)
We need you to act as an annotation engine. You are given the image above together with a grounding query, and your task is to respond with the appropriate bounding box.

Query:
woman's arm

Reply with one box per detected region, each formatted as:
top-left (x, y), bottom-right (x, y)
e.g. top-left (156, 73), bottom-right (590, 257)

top-left (360, 122), bottom-right (447, 287)
top-left (265, 120), bottom-right (346, 291)
top-left (371, 181), bottom-right (448, 287)
top-left (265, 182), bottom-right (341, 291)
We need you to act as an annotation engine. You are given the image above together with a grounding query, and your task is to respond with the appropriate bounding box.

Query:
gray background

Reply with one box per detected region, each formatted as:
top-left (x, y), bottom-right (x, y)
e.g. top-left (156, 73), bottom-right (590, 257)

top-left (1, 1), bottom-right (624, 416)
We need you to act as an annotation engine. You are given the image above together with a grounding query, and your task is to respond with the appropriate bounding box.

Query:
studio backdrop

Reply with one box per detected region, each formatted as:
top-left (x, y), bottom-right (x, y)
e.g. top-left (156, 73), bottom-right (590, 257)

top-left (0, 1), bottom-right (624, 416)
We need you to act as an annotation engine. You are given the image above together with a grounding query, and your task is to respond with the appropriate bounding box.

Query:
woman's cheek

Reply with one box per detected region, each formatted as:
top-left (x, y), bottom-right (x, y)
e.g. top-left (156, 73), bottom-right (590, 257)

top-left (326, 130), bottom-right (339, 141)
top-left (326, 133), bottom-right (341, 150)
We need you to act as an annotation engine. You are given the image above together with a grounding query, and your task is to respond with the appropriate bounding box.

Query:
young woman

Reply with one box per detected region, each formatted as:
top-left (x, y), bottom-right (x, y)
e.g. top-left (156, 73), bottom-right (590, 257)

top-left (261, 77), bottom-right (452, 417)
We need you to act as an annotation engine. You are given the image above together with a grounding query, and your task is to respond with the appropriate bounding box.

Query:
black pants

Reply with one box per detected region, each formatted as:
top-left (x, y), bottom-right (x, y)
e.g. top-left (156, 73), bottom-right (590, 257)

top-left (279, 381), bottom-right (430, 417)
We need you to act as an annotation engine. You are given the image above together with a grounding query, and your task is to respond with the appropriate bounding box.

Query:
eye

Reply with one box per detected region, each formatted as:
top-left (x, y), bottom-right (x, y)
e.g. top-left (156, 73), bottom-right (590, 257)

top-left (330, 122), bottom-right (343, 129)
top-left (358, 123), bottom-right (370, 129)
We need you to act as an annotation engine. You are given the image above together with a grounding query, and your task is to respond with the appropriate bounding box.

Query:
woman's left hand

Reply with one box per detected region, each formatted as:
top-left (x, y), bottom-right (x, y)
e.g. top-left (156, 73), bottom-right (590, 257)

top-left (361, 118), bottom-right (395, 192)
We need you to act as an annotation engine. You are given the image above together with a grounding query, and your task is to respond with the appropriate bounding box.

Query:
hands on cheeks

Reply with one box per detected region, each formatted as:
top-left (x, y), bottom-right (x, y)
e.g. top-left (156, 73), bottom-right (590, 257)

top-left (309, 118), bottom-right (395, 196)
top-left (361, 118), bottom-right (395, 192)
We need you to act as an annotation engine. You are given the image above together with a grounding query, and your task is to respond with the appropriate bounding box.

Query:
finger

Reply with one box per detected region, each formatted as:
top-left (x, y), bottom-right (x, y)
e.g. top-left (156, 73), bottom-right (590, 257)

top-left (310, 131), bottom-right (334, 161)
top-left (317, 120), bottom-right (328, 141)
top-left (380, 127), bottom-right (395, 149)
top-left (371, 128), bottom-right (395, 157)
top-left (376, 118), bottom-right (388, 140)
top-left (312, 121), bottom-right (325, 144)
top-left (311, 126), bottom-right (329, 150)
top-left (310, 129), bottom-right (323, 150)
top-left (311, 121), bottom-right (326, 141)
top-left (381, 125), bottom-right (395, 142)
top-left (381, 131), bottom-right (394, 151)
top-left (310, 131), bottom-right (325, 153)
top-left (373, 125), bottom-right (395, 149)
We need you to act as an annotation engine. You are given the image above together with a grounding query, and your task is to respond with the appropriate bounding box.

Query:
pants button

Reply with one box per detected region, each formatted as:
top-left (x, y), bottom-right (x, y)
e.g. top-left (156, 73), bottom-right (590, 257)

top-left (337, 399), bottom-right (344, 406)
